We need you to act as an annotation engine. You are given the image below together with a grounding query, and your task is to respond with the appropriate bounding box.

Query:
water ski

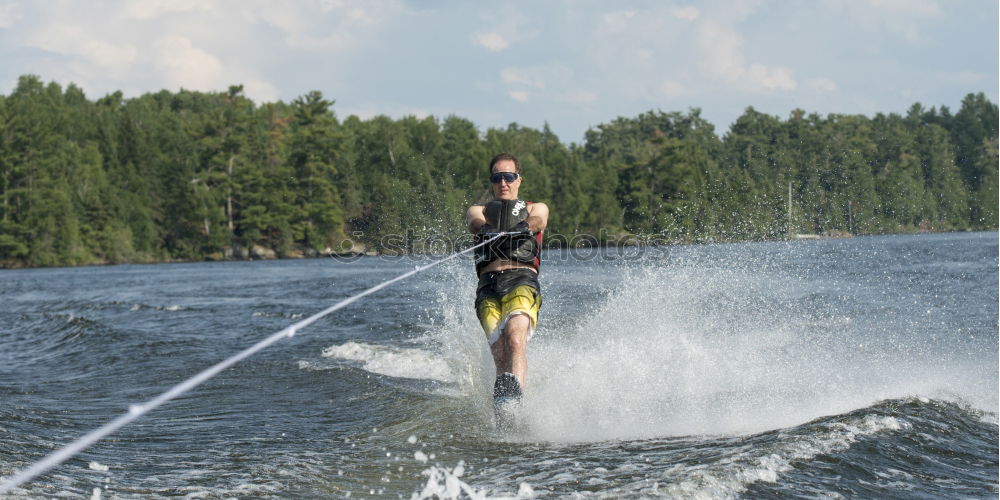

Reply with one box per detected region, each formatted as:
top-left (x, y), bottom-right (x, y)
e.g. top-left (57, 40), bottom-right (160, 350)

top-left (493, 372), bottom-right (523, 432)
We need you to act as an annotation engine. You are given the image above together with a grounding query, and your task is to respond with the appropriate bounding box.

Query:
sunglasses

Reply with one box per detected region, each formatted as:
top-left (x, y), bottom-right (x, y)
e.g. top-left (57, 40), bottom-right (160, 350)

top-left (490, 172), bottom-right (520, 184)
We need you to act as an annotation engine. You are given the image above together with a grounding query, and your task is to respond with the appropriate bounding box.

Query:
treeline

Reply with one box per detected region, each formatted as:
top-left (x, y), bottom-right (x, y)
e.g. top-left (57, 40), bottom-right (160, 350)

top-left (0, 75), bottom-right (996, 267)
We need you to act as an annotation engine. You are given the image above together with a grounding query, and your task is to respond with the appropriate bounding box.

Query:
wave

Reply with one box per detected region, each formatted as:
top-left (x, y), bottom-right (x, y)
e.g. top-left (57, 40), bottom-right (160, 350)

top-left (127, 303), bottom-right (190, 312)
top-left (407, 397), bottom-right (996, 499)
top-left (303, 341), bottom-right (458, 384)
top-left (0, 313), bottom-right (120, 373)
top-left (252, 311), bottom-right (304, 319)
top-left (413, 413), bottom-right (910, 499)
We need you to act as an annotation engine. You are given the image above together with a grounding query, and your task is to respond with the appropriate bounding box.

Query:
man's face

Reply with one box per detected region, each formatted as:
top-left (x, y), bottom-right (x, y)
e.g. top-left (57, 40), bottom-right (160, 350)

top-left (491, 159), bottom-right (521, 200)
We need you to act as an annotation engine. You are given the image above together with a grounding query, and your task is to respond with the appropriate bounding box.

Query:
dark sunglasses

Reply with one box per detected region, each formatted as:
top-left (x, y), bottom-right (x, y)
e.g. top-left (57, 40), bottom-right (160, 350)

top-left (490, 172), bottom-right (520, 184)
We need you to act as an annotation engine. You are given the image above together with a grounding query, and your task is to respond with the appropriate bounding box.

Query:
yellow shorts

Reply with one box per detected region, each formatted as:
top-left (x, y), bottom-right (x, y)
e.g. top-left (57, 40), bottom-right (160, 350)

top-left (476, 284), bottom-right (541, 345)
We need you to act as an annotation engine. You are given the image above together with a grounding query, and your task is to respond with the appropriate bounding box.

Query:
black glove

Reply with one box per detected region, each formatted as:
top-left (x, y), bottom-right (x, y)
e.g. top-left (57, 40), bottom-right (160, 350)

top-left (511, 221), bottom-right (532, 235)
top-left (477, 222), bottom-right (498, 235)
top-left (484, 199), bottom-right (528, 230)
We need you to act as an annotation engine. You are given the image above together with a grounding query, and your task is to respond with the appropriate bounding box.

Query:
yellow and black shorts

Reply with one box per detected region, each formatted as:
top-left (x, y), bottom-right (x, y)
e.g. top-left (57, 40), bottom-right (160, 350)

top-left (475, 268), bottom-right (542, 345)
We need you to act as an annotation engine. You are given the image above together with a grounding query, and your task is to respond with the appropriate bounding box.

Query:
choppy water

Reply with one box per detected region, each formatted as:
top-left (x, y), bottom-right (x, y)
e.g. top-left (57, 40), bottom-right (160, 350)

top-left (1, 232), bottom-right (997, 499)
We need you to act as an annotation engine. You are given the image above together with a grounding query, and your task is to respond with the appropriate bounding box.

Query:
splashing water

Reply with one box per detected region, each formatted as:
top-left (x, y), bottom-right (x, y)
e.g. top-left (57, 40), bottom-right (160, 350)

top-left (426, 236), bottom-right (997, 442)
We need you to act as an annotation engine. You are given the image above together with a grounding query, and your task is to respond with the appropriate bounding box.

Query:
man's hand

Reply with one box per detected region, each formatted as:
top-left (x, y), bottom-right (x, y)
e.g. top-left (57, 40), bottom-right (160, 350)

top-left (466, 205), bottom-right (487, 234)
top-left (524, 202), bottom-right (548, 234)
top-left (511, 221), bottom-right (531, 235)
top-left (478, 222), bottom-right (498, 235)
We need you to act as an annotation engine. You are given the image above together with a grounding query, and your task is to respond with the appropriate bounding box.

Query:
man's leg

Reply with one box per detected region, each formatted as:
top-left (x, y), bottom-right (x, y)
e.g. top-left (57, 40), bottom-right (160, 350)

top-left (490, 338), bottom-right (507, 376)
top-left (490, 313), bottom-right (530, 388)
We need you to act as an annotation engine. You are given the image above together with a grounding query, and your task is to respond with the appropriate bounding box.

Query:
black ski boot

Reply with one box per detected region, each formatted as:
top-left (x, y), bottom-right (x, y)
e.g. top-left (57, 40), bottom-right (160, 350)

top-left (493, 372), bottom-right (522, 432)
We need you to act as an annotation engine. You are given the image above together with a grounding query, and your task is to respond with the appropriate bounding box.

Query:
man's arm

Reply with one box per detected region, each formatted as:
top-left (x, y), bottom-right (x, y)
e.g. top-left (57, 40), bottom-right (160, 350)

top-left (526, 202), bottom-right (549, 233)
top-left (466, 205), bottom-right (487, 234)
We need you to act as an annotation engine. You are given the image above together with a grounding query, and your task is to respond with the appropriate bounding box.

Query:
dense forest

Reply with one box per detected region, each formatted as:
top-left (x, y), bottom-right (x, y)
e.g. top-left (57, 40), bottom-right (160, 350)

top-left (0, 75), bottom-right (996, 268)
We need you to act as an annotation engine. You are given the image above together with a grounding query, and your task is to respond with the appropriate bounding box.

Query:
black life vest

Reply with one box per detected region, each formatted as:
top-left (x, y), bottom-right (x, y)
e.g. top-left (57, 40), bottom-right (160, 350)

top-left (474, 200), bottom-right (542, 274)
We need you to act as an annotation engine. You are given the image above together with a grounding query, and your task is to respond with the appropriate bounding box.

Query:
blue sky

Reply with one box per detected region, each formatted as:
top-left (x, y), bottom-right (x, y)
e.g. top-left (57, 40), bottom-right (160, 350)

top-left (0, 0), bottom-right (996, 143)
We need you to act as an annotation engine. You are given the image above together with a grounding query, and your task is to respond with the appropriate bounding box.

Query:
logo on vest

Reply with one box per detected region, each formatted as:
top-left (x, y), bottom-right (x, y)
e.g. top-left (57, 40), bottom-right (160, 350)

top-left (511, 200), bottom-right (527, 216)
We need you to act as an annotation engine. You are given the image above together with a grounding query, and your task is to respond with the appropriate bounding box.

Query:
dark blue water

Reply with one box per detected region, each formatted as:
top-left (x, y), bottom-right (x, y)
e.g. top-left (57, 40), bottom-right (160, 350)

top-left (1, 232), bottom-right (997, 498)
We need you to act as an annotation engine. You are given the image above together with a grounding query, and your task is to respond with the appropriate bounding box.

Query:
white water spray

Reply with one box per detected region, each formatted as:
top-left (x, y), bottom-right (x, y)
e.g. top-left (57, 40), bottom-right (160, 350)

top-left (518, 255), bottom-right (995, 441)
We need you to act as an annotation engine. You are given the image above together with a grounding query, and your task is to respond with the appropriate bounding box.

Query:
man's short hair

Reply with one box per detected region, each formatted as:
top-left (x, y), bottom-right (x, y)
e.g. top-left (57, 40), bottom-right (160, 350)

top-left (489, 153), bottom-right (521, 174)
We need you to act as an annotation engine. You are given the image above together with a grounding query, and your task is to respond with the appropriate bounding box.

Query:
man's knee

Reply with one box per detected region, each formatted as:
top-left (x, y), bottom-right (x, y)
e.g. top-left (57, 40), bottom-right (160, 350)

top-left (506, 313), bottom-right (530, 331)
top-left (504, 314), bottom-right (530, 349)
top-left (507, 334), bottom-right (527, 354)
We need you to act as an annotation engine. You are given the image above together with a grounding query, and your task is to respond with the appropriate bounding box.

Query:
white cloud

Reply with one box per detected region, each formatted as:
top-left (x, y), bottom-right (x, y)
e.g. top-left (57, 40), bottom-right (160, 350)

top-left (25, 23), bottom-right (81, 53)
top-left (671, 6), bottom-right (700, 21)
top-left (867, 0), bottom-right (940, 16)
top-left (936, 71), bottom-right (988, 86)
top-left (587, 9), bottom-right (684, 101)
top-left (318, 0), bottom-right (347, 12)
top-left (500, 64), bottom-right (597, 106)
top-left (563, 89), bottom-right (597, 105)
top-left (1, 0), bottom-right (408, 106)
top-left (154, 36), bottom-right (223, 91)
top-left (0, 0), bottom-right (992, 144)
top-left (474, 32), bottom-right (509, 51)
top-left (822, 0), bottom-right (941, 44)
top-left (601, 10), bottom-right (635, 32)
top-left (746, 63), bottom-right (796, 90)
top-left (24, 24), bottom-right (137, 75)
top-left (661, 80), bottom-right (687, 98)
top-left (697, 21), bottom-right (797, 92)
top-left (508, 90), bottom-right (529, 102)
top-left (125, 0), bottom-right (207, 19)
top-left (806, 77), bottom-right (837, 93)
top-left (243, 78), bottom-right (280, 103)
top-left (347, 7), bottom-right (374, 22)
top-left (283, 31), bottom-right (355, 51)
top-left (0, 2), bottom-right (19, 28)
top-left (501, 67), bottom-right (545, 89)
top-left (472, 6), bottom-right (537, 52)
top-left (253, 2), bottom-right (388, 51)
top-left (698, 21), bottom-right (743, 80)
top-left (705, 0), bottom-right (767, 23)
top-left (635, 47), bottom-right (655, 63)
top-left (82, 40), bottom-right (138, 69)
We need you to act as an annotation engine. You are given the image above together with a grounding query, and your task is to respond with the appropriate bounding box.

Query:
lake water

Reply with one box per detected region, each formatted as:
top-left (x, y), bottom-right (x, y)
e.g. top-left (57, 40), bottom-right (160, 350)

top-left (1, 232), bottom-right (997, 498)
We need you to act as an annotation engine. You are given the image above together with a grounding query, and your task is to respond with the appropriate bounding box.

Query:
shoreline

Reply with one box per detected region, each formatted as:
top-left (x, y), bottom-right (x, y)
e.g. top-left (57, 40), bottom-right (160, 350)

top-left (1, 228), bottom-right (994, 271)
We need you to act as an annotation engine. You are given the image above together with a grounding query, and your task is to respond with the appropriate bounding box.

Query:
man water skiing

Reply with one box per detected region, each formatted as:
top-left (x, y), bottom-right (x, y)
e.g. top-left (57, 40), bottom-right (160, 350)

top-left (466, 153), bottom-right (549, 414)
